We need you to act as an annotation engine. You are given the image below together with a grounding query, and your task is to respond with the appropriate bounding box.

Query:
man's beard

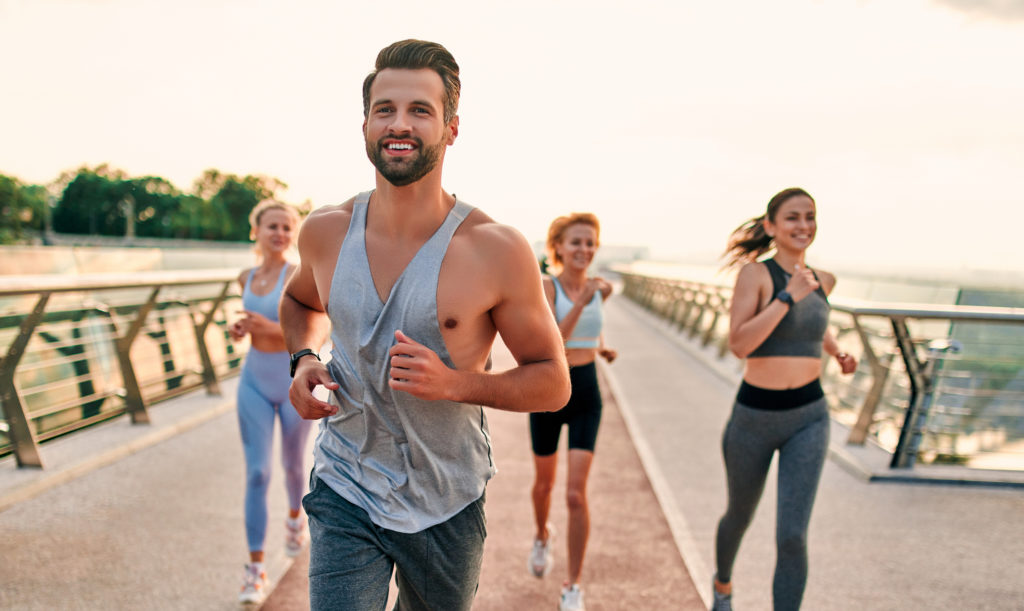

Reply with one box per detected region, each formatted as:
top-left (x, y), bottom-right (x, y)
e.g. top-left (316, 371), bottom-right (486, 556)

top-left (366, 135), bottom-right (445, 187)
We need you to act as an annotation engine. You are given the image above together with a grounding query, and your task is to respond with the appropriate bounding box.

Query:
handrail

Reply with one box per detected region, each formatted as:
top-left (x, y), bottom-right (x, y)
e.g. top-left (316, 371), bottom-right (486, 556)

top-left (832, 300), bottom-right (1024, 323)
top-left (0, 269), bottom-right (240, 296)
top-left (828, 299), bottom-right (1024, 468)
top-left (617, 270), bottom-right (1024, 472)
top-left (0, 269), bottom-right (243, 468)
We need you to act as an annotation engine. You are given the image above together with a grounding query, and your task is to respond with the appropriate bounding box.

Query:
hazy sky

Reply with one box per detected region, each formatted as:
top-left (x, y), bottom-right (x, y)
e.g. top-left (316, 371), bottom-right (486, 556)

top-left (2, 0), bottom-right (1022, 276)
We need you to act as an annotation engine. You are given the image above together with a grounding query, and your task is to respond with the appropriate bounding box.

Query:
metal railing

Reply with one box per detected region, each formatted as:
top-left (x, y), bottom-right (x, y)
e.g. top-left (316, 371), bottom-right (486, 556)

top-left (618, 271), bottom-right (1024, 471)
top-left (0, 269), bottom-right (245, 468)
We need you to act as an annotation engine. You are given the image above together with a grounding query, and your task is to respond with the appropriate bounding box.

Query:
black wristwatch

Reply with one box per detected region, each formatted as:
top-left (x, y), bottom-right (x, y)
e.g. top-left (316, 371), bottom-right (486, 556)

top-left (776, 290), bottom-right (795, 307)
top-left (289, 349), bottom-right (320, 377)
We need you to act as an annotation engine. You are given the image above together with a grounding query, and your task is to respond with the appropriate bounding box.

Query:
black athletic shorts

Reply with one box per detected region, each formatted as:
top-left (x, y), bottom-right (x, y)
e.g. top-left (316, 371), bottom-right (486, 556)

top-left (529, 361), bottom-right (603, 455)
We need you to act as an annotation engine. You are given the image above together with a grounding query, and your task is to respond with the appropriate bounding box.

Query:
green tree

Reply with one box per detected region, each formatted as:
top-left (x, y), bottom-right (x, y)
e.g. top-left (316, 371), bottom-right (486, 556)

top-left (52, 165), bottom-right (130, 235)
top-left (192, 169), bottom-right (288, 241)
top-left (31, 165), bottom-right (298, 242)
top-left (123, 176), bottom-right (184, 239)
top-left (0, 174), bottom-right (48, 243)
top-left (167, 194), bottom-right (212, 240)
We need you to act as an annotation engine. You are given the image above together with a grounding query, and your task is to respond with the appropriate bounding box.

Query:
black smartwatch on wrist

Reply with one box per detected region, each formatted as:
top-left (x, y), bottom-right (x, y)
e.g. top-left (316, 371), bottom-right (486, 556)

top-left (776, 290), bottom-right (795, 307)
top-left (289, 349), bottom-right (320, 377)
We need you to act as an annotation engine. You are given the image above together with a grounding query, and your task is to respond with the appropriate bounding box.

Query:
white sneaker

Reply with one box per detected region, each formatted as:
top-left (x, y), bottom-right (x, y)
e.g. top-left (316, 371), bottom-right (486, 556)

top-left (559, 582), bottom-right (585, 611)
top-left (527, 523), bottom-right (554, 577)
top-left (238, 562), bottom-right (266, 605)
top-left (285, 516), bottom-right (307, 557)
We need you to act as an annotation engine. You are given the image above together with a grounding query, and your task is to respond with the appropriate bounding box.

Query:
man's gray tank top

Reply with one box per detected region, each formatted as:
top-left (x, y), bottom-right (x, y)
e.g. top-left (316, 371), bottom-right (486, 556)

top-left (312, 191), bottom-right (495, 534)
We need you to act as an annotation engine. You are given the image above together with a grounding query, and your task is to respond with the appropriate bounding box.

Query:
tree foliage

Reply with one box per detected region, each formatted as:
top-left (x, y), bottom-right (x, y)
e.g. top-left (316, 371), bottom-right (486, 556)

top-left (53, 165), bottom-right (130, 235)
top-left (191, 169), bottom-right (288, 241)
top-left (0, 165), bottom-right (304, 244)
top-left (0, 174), bottom-right (48, 243)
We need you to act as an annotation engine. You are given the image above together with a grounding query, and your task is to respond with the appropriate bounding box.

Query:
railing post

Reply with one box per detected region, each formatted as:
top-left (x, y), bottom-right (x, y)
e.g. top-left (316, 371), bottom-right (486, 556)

top-left (890, 317), bottom-right (926, 468)
top-left (661, 283), bottom-right (673, 318)
top-left (650, 280), bottom-right (663, 314)
top-left (0, 293), bottom-right (50, 468)
top-left (702, 291), bottom-right (725, 347)
top-left (115, 287), bottom-right (161, 425)
top-left (904, 339), bottom-right (961, 466)
top-left (688, 290), bottom-right (708, 339)
top-left (717, 294), bottom-right (731, 357)
top-left (192, 282), bottom-right (231, 396)
top-left (847, 315), bottom-right (891, 445)
top-left (666, 285), bottom-right (685, 325)
top-left (677, 286), bottom-right (695, 331)
top-left (643, 278), bottom-right (657, 309)
top-left (635, 277), bottom-right (649, 308)
top-left (622, 274), bottom-right (638, 300)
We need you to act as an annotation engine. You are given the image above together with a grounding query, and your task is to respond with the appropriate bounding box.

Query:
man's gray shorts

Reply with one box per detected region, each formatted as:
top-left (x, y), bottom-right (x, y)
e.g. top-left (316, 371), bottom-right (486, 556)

top-left (303, 475), bottom-right (487, 611)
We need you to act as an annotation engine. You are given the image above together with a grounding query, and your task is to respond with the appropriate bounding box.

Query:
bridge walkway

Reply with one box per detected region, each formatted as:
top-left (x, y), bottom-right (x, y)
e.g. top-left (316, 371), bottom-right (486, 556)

top-left (2, 295), bottom-right (1022, 609)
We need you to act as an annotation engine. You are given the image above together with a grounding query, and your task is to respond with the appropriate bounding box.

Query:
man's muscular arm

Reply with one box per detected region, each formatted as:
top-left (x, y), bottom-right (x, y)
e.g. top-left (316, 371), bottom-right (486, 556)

top-left (388, 225), bottom-right (570, 412)
top-left (282, 209), bottom-right (340, 418)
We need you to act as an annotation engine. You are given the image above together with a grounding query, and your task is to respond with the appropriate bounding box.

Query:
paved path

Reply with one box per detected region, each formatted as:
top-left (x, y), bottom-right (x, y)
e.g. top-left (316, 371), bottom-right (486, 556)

top-left (3, 293), bottom-right (1022, 610)
top-left (261, 338), bottom-right (699, 610)
top-left (600, 296), bottom-right (1024, 610)
top-left (0, 311), bottom-right (699, 610)
top-left (0, 377), bottom-right (306, 611)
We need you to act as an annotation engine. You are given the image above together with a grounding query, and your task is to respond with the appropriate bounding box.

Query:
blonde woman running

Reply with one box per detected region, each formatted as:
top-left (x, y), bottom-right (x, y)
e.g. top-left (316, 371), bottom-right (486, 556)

top-left (229, 200), bottom-right (312, 605)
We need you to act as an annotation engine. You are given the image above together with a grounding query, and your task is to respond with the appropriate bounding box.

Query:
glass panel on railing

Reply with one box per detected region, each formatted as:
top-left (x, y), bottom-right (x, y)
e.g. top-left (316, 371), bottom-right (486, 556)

top-left (922, 286), bottom-right (1024, 470)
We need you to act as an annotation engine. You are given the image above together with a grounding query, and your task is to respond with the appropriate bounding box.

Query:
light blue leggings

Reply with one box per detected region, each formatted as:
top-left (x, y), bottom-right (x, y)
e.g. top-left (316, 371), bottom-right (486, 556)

top-left (237, 349), bottom-right (312, 553)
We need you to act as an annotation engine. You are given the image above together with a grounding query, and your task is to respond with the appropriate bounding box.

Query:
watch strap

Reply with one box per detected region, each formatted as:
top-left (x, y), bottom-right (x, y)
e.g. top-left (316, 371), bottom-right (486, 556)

top-left (289, 348), bottom-right (320, 377)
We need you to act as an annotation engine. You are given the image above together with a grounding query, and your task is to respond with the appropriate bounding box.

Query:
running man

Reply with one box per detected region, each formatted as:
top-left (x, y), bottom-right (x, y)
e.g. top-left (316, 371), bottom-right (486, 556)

top-left (280, 39), bottom-right (571, 611)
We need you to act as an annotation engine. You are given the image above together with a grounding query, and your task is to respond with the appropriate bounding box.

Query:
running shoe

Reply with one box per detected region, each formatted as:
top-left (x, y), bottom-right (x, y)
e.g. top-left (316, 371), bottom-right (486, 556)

top-left (238, 562), bottom-right (266, 605)
top-left (559, 582), bottom-right (585, 611)
top-left (285, 516), bottom-right (307, 557)
top-left (527, 523), bottom-right (554, 577)
top-left (710, 577), bottom-right (733, 611)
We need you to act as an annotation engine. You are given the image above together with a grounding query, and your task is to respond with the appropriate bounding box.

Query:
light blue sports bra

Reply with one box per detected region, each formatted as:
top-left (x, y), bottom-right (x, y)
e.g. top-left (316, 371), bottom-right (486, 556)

top-left (552, 277), bottom-right (603, 349)
top-left (241, 264), bottom-right (290, 322)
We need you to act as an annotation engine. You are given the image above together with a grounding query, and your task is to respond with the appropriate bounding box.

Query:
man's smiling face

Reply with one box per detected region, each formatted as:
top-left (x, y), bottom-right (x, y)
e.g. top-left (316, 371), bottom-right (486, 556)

top-left (363, 68), bottom-right (458, 187)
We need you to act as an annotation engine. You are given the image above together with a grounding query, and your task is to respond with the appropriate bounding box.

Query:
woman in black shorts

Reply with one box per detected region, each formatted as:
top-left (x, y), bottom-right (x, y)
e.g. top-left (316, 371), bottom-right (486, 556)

top-left (527, 212), bottom-right (617, 611)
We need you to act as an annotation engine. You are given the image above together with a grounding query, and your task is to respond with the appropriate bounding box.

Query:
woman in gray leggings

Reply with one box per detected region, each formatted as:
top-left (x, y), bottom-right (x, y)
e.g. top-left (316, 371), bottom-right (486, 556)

top-left (712, 188), bottom-right (857, 610)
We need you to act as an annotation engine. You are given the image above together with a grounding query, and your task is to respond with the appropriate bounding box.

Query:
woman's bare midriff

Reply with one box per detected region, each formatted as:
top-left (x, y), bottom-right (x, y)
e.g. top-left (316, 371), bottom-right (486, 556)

top-left (743, 356), bottom-right (821, 389)
top-left (566, 347), bottom-right (597, 368)
top-left (250, 336), bottom-right (288, 353)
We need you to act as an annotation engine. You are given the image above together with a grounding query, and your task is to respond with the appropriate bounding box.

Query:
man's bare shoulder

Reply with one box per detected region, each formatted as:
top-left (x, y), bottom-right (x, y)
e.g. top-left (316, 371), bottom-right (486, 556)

top-left (300, 199), bottom-right (355, 238)
top-left (457, 209), bottom-right (532, 258)
top-left (296, 198), bottom-right (356, 259)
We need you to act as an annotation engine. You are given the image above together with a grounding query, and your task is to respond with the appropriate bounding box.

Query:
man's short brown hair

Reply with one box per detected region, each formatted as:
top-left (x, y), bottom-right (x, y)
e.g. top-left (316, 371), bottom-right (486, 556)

top-left (362, 39), bottom-right (461, 124)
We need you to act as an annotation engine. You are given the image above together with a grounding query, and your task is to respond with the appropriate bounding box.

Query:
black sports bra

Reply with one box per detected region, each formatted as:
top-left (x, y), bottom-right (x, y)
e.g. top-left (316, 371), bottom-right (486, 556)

top-left (747, 258), bottom-right (830, 358)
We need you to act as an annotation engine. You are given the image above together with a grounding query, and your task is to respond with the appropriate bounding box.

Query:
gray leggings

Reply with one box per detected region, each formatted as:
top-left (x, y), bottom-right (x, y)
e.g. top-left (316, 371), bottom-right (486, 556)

top-left (714, 397), bottom-right (829, 611)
